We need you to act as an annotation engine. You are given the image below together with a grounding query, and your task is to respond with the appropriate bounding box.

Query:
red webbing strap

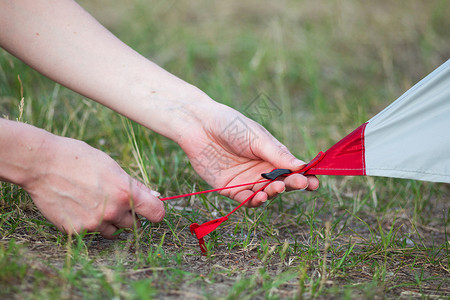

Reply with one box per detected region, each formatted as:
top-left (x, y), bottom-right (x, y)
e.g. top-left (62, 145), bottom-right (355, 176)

top-left (160, 179), bottom-right (271, 201)
top-left (162, 151), bottom-right (325, 254)
top-left (189, 180), bottom-right (273, 253)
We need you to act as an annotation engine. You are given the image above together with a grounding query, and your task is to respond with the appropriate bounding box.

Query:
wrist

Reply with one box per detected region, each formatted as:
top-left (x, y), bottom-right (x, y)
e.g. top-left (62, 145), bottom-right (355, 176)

top-left (0, 119), bottom-right (53, 188)
top-left (167, 87), bottom-right (221, 143)
top-left (130, 81), bottom-right (221, 143)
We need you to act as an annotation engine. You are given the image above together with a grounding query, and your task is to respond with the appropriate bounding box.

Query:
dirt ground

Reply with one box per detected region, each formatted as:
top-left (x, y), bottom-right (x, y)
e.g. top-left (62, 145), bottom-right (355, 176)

top-left (4, 188), bottom-right (448, 299)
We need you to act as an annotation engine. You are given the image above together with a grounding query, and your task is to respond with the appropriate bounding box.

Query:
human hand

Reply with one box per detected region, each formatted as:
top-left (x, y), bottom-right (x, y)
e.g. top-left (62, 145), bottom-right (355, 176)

top-left (20, 133), bottom-right (165, 239)
top-left (178, 104), bottom-right (320, 207)
top-left (0, 0), bottom-right (317, 211)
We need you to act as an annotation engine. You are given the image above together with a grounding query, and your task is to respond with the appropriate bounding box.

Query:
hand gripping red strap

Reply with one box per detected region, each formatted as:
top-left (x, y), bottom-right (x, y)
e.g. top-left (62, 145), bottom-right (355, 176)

top-left (161, 151), bottom-right (325, 254)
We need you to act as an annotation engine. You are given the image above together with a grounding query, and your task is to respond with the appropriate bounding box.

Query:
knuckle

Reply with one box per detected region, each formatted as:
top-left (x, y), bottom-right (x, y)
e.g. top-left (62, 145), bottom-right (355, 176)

top-left (61, 220), bottom-right (84, 234)
top-left (277, 145), bottom-right (290, 157)
top-left (102, 207), bottom-right (121, 222)
top-left (132, 178), bottom-right (146, 190)
top-left (96, 197), bottom-right (121, 222)
top-left (112, 181), bottom-right (133, 207)
top-left (83, 218), bottom-right (101, 232)
top-left (116, 180), bottom-right (132, 199)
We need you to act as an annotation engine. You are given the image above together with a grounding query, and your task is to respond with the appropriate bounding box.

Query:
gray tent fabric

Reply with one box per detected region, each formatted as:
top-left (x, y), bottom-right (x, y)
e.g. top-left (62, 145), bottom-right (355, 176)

top-left (365, 59), bottom-right (450, 183)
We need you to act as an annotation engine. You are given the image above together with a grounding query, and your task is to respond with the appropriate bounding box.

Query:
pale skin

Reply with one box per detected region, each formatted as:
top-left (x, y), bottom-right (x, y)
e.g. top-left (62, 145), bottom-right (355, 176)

top-left (0, 0), bottom-right (319, 239)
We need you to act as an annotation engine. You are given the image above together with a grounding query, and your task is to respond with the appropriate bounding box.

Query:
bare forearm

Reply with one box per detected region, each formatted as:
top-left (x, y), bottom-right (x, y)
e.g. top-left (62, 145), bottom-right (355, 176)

top-left (0, 0), bottom-right (215, 142)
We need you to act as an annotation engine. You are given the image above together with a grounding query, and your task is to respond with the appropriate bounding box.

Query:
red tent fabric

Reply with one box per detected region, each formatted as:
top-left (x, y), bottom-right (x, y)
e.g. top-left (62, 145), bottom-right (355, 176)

top-left (306, 59), bottom-right (450, 183)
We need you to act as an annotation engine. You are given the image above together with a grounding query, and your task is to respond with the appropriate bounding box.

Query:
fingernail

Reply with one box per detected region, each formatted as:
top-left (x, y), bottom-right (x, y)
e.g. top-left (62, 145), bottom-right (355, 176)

top-left (151, 190), bottom-right (161, 198)
top-left (280, 187), bottom-right (286, 193)
top-left (303, 182), bottom-right (309, 190)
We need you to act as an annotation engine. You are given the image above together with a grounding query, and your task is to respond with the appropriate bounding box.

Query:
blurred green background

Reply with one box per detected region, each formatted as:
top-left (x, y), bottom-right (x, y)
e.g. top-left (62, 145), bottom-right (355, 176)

top-left (1, 0), bottom-right (449, 299)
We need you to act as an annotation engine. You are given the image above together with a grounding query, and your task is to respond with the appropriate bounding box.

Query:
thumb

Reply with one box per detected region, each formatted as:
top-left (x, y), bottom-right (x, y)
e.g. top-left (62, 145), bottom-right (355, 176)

top-left (254, 133), bottom-right (306, 171)
top-left (130, 179), bottom-right (165, 223)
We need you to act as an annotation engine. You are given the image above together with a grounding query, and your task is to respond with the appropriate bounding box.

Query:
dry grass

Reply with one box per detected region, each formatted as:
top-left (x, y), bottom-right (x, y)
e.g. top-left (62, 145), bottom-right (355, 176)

top-left (1, 0), bottom-right (449, 299)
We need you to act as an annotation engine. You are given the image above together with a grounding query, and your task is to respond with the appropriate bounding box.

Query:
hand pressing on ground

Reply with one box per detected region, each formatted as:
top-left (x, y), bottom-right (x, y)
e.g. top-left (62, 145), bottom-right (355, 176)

top-left (0, 119), bottom-right (164, 239)
top-left (178, 104), bottom-right (320, 208)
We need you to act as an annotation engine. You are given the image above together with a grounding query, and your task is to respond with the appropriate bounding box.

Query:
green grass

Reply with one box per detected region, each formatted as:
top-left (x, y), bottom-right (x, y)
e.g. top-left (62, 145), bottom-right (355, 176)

top-left (1, 0), bottom-right (449, 299)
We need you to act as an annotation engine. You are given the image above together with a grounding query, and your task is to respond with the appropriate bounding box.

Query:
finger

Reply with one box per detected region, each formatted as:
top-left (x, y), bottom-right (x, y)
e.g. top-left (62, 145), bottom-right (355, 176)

top-left (283, 174), bottom-right (309, 192)
top-left (130, 178), bottom-right (165, 223)
top-left (114, 211), bottom-right (141, 229)
top-left (234, 180), bottom-right (285, 206)
top-left (100, 224), bottom-right (120, 240)
top-left (253, 131), bottom-right (306, 170)
top-left (260, 180), bottom-right (285, 199)
top-left (232, 189), bottom-right (267, 208)
top-left (251, 191), bottom-right (269, 206)
top-left (305, 175), bottom-right (320, 191)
